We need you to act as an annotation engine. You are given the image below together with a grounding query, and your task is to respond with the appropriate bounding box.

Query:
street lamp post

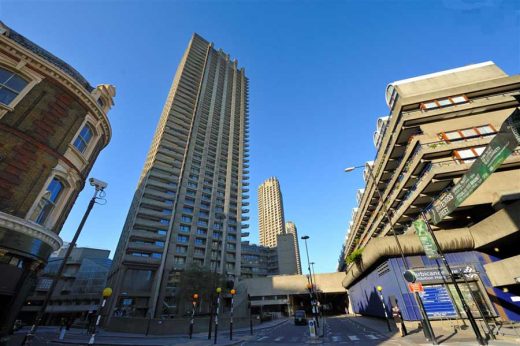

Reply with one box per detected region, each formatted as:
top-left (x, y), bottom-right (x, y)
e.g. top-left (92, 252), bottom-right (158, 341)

top-left (24, 180), bottom-right (107, 345)
top-left (189, 293), bottom-right (198, 339)
top-left (230, 288), bottom-right (236, 340)
top-left (214, 287), bottom-right (221, 345)
top-left (88, 287), bottom-right (113, 344)
top-left (301, 236), bottom-right (319, 329)
top-left (345, 165), bottom-right (437, 344)
top-left (208, 238), bottom-right (222, 339)
top-left (376, 286), bottom-right (392, 332)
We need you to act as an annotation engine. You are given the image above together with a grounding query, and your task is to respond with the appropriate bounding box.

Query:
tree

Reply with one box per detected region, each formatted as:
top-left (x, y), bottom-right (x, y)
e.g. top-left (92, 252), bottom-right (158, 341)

top-left (345, 247), bottom-right (364, 265)
top-left (175, 264), bottom-right (225, 314)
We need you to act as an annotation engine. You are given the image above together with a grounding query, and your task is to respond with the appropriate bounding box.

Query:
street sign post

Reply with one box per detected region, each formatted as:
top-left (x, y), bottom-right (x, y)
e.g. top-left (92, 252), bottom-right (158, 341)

top-left (408, 282), bottom-right (424, 293)
top-left (308, 319), bottom-right (317, 338)
top-left (428, 108), bottom-right (520, 224)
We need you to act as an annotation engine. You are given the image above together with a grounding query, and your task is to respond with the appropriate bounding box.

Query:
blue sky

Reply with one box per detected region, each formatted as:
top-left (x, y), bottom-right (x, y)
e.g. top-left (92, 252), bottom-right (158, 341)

top-left (3, 0), bottom-right (519, 274)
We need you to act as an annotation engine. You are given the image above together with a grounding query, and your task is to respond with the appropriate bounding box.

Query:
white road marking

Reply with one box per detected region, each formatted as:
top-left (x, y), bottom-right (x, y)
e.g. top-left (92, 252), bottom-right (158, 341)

top-left (274, 336), bottom-right (284, 341)
top-left (332, 335), bottom-right (342, 341)
top-left (366, 334), bottom-right (379, 339)
top-left (257, 336), bottom-right (268, 341)
top-left (348, 335), bottom-right (360, 341)
top-left (290, 337), bottom-right (299, 342)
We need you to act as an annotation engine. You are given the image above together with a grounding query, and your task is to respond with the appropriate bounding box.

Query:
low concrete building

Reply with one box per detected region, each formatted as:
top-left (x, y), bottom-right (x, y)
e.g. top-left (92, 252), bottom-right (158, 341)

top-left (19, 245), bottom-right (112, 325)
top-left (243, 272), bottom-right (347, 316)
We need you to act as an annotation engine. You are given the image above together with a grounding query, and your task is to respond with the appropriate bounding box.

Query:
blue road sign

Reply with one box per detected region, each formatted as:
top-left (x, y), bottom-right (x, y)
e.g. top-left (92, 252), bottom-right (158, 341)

top-left (421, 284), bottom-right (457, 318)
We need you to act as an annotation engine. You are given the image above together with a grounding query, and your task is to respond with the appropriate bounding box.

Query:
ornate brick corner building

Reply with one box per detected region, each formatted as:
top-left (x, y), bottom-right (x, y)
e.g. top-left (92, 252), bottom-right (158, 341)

top-left (0, 21), bottom-right (114, 339)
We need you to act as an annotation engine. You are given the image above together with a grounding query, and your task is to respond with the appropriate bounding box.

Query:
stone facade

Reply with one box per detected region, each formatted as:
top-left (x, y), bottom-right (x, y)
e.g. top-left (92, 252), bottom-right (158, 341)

top-left (0, 21), bottom-right (114, 341)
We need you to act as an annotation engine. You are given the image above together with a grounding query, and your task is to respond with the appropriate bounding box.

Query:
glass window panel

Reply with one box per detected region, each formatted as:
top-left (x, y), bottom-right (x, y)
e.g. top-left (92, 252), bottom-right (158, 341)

top-left (5, 74), bottom-right (28, 92)
top-left (474, 147), bottom-right (485, 156)
top-left (0, 69), bottom-right (11, 83)
top-left (461, 128), bottom-right (478, 138)
top-left (73, 125), bottom-right (93, 153)
top-left (458, 149), bottom-right (475, 159)
top-left (451, 96), bottom-right (467, 104)
top-left (423, 102), bottom-right (438, 109)
top-left (478, 125), bottom-right (494, 134)
top-left (73, 137), bottom-right (87, 153)
top-left (33, 178), bottom-right (64, 225)
top-left (0, 87), bottom-right (17, 105)
top-left (437, 99), bottom-right (452, 106)
top-left (445, 131), bottom-right (462, 140)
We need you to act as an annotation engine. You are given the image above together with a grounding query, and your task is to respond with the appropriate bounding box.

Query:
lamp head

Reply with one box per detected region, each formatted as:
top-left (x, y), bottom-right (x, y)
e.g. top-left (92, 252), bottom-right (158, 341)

top-left (376, 285), bottom-right (383, 292)
top-left (301, 235), bottom-right (309, 240)
top-left (344, 167), bottom-right (357, 173)
top-left (102, 287), bottom-right (112, 298)
top-left (230, 289), bottom-right (236, 295)
top-left (216, 287), bottom-right (222, 294)
top-left (193, 293), bottom-right (199, 300)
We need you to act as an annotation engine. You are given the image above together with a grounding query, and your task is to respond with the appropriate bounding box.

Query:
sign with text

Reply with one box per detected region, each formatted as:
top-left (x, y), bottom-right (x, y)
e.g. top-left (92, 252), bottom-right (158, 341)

top-left (413, 219), bottom-right (440, 259)
top-left (421, 284), bottom-right (458, 318)
top-left (408, 282), bottom-right (424, 293)
top-left (428, 108), bottom-right (520, 224)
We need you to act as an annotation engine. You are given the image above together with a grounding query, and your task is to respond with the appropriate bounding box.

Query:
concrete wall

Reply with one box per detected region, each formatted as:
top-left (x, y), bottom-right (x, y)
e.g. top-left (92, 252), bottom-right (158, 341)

top-left (484, 255), bottom-right (520, 287)
top-left (243, 272), bottom-right (346, 296)
top-left (107, 316), bottom-right (261, 335)
top-left (276, 233), bottom-right (298, 275)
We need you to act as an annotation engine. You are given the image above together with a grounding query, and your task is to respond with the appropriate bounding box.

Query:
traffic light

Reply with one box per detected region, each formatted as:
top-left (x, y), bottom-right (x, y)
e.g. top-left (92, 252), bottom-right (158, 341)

top-left (226, 280), bottom-right (234, 289)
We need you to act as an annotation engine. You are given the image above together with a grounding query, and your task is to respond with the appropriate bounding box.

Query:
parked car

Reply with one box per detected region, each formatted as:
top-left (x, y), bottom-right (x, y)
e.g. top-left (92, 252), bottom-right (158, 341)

top-left (260, 312), bottom-right (273, 322)
top-left (294, 310), bottom-right (307, 326)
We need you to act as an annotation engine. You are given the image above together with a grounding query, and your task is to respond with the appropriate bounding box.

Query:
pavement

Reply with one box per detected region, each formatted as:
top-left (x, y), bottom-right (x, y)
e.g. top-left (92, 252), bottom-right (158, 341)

top-left (8, 318), bottom-right (287, 346)
top-left (8, 315), bottom-right (520, 345)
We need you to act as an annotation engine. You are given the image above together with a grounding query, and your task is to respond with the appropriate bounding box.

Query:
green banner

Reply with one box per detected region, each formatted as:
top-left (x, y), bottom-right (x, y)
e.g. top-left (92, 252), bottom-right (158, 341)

top-left (413, 219), bottom-right (440, 259)
top-left (428, 108), bottom-right (520, 224)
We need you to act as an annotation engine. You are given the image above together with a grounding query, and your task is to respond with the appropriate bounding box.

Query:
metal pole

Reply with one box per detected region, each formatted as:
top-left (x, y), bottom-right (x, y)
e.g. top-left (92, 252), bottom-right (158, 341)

top-left (302, 237), bottom-right (319, 329)
top-left (208, 294), bottom-right (214, 339)
top-left (249, 295), bottom-right (253, 335)
top-left (461, 271), bottom-right (495, 340)
top-left (24, 188), bottom-right (101, 345)
top-left (310, 262), bottom-right (322, 334)
top-left (377, 288), bottom-right (392, 332)
top-left (365, 166), bottom-right (436, 344)
top-left (214, 292), bottom-right (220, 345)
top-left (229, 294), bottom-right (234, 340)
top-left (421, 213), bottom-right (487, 345)
top-left (189, 299), bottom-right (196, 339)
top-left (208, 241), bottom-right (220, 339)
top-left (88, 298), bottom-right (107, 344)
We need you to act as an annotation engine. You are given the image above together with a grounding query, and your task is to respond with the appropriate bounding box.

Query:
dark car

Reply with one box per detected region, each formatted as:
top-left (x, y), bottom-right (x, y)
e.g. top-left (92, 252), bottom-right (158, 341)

top-left (294, 310), bottom-right (307, 325)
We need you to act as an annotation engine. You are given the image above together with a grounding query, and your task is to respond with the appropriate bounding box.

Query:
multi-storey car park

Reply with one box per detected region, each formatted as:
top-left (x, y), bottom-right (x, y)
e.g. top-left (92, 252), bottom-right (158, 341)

top-left (107, 34), bottom-right (249, 321)
top-left (339, 62), bottom-right (520, 324)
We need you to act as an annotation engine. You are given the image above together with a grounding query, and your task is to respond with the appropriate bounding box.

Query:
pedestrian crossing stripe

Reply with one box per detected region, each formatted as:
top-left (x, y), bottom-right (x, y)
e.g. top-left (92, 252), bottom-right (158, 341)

top-left (274, 336), bottom-right (284, 341)
top-left (348, 335), bottom-right (360, 341)
top-left (366, 335), bottom-right (379, 339)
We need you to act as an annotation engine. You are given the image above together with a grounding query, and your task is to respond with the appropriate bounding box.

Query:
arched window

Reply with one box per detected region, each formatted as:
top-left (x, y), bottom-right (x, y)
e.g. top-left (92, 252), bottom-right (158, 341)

top-left (73, 124), bottom-right (94, 153)
top-left (31, 178), bottom-right (64, 225)
top-left (0, 67), bottom-right (29, 106)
